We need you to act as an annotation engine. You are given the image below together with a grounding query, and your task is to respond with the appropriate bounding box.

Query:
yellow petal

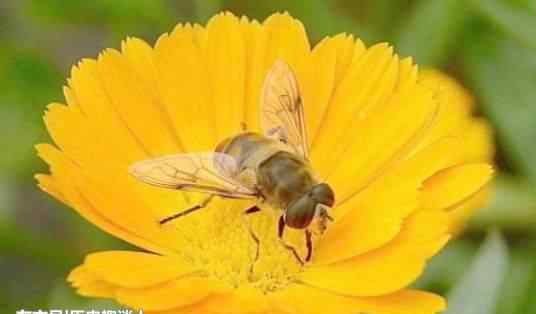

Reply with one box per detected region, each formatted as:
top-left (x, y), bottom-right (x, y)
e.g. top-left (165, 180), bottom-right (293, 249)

top-left (331, 34), bottom-right (359, 90)
top-left (96, 49), bottom-right (181, 156)
top-left (69, 162), bottom-right (185, 254)
top-left (420, 69), bottom-right (473, 113)
top-left (83, 251), bottom-right (198, 288)
top-left (420, 163), bottom-right (494, 210)
top-left (301, 209), bottom-right (449, 296)
top-left (121, 37), bottom-right (185, 151)
top-left (301, 36), bottom-right (337, 146)
top-left (418, 68), bottom-right (494, 165)
top-left (311, 42), bottom-right (391, 172)
top-left (417, 68), bottom-right (495, 235)
top-left (244, 12), bottom-right (311, 134)
top-left (36, 144), bottom-right (175, 255)
top-left (63, 85), bottom-right (82, 112)
top-left (205, 13), bottom-right (246, 142)
top-left (462, 118), bottom-right (495, 163)
top-left (262, 13), bottom-right (310, 68)
top-left (69, 59), bottom-right (151, 159)
top-left (199, 285), bottom-right (270, 314)
top-left (115, 276), bottom-right (228, 312)
top-left (77, 281), bottom-right (117, 299)
top-left (154, 24), bottom-right (215, 151)
top-left (396, 57), bottom-right (418, 93)
top-left (145, 302), bottom-right (211, 314)
top-left (272, 285), bottom-right (445, 314)
top-left (448, 186), bottom-right (493, 234)
top-left (34, 174), bottom-right (66, 204)
top-left (121, 37), bottom-right (160, 99)
top-left (240, 17), bottom-right (266, 132)
top-left (314, 138), bottom-right (461, 264)
top-left (67, 264), bottom-right (97, 288)
top-left (42, 102), bottom-right (194, 253)
top-left (68, 254), bottom-right (225, 312)
top-left (325, 82), bottom-right (436, 200)
top-left (67, 265), bottom-right (117, 298)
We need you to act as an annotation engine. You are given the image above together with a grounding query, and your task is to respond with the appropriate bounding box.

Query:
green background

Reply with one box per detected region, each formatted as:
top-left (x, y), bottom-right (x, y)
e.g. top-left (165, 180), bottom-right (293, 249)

top-left (1, 0), bottom-right (535, 313)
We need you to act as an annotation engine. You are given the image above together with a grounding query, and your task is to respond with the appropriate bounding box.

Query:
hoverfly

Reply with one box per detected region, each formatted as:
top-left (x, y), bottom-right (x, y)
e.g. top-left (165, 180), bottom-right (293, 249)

top-left (129, 60), bottom-right (335, 264)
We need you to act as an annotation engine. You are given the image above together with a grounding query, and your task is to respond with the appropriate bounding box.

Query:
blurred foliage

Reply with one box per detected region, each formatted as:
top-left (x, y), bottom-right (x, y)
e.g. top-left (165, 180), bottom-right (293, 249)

top-left (0, 47), bottom-right (61, 179)
top-left (444, 231), bottom-right (508, 314)
top-left (1, 0), bottom-right (535, 313)
top-left (465, 35), bottom-right (536, 183)
top-left (395, 0), bottom-right (472, 65)
top-left (24, 0), bottom-right (178, 41)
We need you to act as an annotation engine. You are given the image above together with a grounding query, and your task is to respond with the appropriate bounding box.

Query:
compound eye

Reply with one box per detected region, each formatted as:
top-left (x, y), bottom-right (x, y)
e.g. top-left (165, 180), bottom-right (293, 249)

top-left (285, 195), bottom-right (316, 229)
top-left (312, 183), bottom-right (335, 207)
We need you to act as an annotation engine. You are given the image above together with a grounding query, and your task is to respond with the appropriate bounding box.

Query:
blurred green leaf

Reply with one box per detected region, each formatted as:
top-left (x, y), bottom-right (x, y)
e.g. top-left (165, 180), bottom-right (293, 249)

top-left (496, 248), bottom-right (536, 314)
top-left (0, 220), bottom-right (78, 270)
top-left (0, 46), bottom-right (62, 105)
top-left (506, 0), bottom-right (536, 11)
top-left (0, 47), bottom-right (59, 178)
top-left (0, 179), bottom-right (17, 220)
top-left (0, 104), bottom-right (46, 178)
top-left (361, 0), bottom-right (408, 42)
top-left (471, 176), bottom-right (536, 232)
top-left (471, 0), bottom-right (536, 50)
top-left (288, 0), bottom-right (371, 40)
top-left (232, 0), bottom-right (376, 43)
top-left (25, 0), bottom-right (176, 37)
top-left (195, 0), bottom-right (223, 22)
top-left (464, 33), bottom-right (536, 183)
top-left (414, 240), bottom-right (477, 293)
top-left (395, 0), bottom-right (471, 65)
top-left (518, 258), bottom-right (536, 314)
top-left (444, 230), bottom-right (508, 314)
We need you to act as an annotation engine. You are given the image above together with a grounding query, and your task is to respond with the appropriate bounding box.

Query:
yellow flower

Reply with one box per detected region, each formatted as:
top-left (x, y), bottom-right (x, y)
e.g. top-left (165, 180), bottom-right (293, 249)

top-left (35, 12), bottom-right (494, 314)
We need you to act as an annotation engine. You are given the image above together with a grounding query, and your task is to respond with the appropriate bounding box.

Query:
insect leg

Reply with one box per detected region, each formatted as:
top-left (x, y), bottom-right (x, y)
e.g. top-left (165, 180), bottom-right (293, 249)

top-left (278, 216), bottom-right (305, 265)
top-left (245, 205), bottom-right (261, 215)
top-left (159, 195), bottom-right (214, 225)
top-left (305, 229), bottom-right (313, 262)
top-left (241, 205), bottom-right (261, 277)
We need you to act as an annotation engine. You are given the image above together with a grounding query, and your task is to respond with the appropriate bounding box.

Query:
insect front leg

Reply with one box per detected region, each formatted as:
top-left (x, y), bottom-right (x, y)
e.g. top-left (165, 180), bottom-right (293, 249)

top-left (305, 229), bottom-right (313, 262)
top-left (159, 194), bottom-right (215, 225)
top-left (241, 205), bottom-right (261, 277)
top-left (278, 216), bottom-right (305, 265)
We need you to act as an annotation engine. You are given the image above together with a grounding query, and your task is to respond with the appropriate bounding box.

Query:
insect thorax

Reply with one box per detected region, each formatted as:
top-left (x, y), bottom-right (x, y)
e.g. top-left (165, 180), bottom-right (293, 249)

top-left (215, 132), bottom-right (316, 209)
top-left (257, 151), bottom-right (316, 210)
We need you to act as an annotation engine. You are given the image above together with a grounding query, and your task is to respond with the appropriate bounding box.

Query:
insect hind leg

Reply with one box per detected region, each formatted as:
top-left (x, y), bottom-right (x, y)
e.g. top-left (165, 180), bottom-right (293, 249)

top-left (241, 205), bottom-right (261, 278)
top-left (159, 195), bottom-right (214, 225)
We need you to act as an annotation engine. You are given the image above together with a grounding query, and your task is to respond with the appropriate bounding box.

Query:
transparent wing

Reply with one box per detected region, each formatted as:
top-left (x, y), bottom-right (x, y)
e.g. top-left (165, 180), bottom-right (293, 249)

top-left (128, 152), bottom-right (257, 199)
top-left (260, 59), bottom-right (309, 159)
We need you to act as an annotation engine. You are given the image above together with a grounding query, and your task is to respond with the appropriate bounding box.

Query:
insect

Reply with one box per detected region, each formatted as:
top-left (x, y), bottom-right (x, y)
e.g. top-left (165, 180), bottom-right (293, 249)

top-left (129, 60), bottom-right (335, 264)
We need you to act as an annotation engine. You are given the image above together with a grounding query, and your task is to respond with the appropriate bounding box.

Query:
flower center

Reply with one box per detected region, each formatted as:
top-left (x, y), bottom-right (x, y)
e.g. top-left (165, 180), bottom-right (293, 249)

top-left (165, 198), bottom-right (307, 293)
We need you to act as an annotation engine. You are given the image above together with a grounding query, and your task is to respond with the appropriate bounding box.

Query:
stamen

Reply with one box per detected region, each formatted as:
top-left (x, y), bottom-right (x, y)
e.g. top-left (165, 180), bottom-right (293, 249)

top-left (163, 201), bottom-right (307, 293)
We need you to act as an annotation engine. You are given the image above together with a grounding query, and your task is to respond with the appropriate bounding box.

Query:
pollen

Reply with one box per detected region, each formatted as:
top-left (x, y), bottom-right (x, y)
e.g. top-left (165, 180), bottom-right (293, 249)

top-left (164, 199), bottom-right (304, 293)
